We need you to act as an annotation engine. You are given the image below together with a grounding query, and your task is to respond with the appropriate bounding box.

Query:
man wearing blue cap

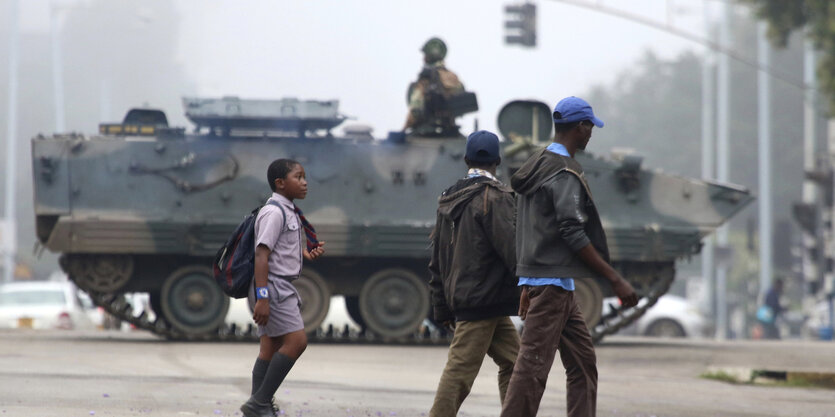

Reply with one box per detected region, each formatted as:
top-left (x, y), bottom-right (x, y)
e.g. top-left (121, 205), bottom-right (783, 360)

top-left (427, 130), bottom-right (520, 417)
top-left (500, 97), bottom-right (638, 417)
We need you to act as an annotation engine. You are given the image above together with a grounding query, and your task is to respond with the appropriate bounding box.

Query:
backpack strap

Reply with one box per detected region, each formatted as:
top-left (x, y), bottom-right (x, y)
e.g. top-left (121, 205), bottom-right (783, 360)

top-left (266, 200), bottom-right (286, 231)
top-left (252, 200), bottom-right (287, 298)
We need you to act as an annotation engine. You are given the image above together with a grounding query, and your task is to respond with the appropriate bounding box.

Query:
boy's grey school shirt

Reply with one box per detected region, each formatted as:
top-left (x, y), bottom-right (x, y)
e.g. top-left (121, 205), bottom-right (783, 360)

top-left (254, 192), bottom-right (303, 280)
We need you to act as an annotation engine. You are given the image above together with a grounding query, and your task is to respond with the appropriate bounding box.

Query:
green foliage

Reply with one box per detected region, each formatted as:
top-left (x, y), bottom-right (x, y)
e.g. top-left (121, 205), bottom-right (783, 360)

top-left (586, 18), bottom-right (808, 231)
top-left (700, 370), bottom-right (742, 384)
top-left (745, 0), bottom-right (835, 113)
top-left (585, 11), bottom-right (827, 297)
top-left (587, 50), bottom-right (703, 177)
top-left (704, 369), bottom-right (835, 389)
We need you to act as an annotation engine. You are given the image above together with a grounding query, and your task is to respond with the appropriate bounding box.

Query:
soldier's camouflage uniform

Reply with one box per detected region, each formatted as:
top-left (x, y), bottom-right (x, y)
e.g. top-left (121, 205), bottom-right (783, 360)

top-left (407, 61), bottom-right (464, 136)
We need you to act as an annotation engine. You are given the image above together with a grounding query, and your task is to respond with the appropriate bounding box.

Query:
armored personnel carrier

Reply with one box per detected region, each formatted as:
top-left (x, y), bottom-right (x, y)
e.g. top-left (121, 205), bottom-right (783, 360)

top-left (31, 97), bottom-right (752, 342)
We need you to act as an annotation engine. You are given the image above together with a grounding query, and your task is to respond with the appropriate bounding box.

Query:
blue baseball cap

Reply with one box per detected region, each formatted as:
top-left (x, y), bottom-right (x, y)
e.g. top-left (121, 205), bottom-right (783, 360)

top-left (552, 96), bottom-right (604, 127)
top-left (465, 130), bottom-right (501, 164)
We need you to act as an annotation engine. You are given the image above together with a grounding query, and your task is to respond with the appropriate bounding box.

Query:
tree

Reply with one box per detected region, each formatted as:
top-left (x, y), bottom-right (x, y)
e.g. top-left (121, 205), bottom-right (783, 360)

top-left (745, 0), bottom-right (835, 112)
top-left (585, 9), bottom-right (816, 279)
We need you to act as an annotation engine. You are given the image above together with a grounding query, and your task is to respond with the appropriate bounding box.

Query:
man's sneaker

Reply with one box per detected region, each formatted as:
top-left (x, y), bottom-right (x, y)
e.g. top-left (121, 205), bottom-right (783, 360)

top-left (240, 397), bottom-right (276, 417)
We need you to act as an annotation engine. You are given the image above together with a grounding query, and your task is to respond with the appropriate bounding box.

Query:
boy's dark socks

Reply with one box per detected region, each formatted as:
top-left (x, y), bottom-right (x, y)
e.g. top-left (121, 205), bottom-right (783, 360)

top-left (251, 357), bottom-right (270, 395)
top-left (253, 352), bottom-right (296, 404)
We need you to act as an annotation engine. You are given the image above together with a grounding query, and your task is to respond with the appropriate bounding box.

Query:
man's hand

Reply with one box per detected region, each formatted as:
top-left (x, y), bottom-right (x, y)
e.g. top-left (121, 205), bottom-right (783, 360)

top-left (253, 299), bottom-right (270, 326)
top-left (442, 320), bottom-right (456, 333)
top-left (518, 286), bottom-right (530, 320)
top-left (612, 276), bottom-right (638, 308)
top-left (576, 244), bottom-right (639, 308)
top-left (303, 241), bottom-right (326, 261)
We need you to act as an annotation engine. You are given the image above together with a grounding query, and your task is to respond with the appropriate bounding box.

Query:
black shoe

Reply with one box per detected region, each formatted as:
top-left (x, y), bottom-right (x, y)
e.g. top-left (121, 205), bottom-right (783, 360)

top-left (240, 397), bottom-right (276, 417)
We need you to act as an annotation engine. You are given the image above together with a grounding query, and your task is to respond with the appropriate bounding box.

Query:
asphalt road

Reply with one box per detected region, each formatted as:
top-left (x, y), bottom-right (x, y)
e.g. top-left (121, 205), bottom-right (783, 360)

top-left (0, 330), bottom-right (833, 417)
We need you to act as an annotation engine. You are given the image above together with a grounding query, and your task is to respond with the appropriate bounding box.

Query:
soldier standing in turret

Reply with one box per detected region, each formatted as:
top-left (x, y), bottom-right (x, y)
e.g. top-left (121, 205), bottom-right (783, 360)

top-left (404, 37), bottom-right (465, 137)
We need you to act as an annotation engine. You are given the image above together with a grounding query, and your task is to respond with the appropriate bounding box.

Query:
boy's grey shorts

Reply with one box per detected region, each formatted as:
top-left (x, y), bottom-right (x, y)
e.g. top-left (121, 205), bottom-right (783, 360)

top-left (248, 276), bottom-right (305, 337)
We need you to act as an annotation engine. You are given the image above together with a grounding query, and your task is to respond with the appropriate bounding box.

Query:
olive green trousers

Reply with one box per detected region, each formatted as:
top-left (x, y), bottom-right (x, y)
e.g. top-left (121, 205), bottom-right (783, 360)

top-left (428, 316), bottom-right (520, 417)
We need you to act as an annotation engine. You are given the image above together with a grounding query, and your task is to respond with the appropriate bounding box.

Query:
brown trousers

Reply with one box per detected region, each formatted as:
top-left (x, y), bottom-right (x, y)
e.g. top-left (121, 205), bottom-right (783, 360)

top-left (429, 316), bottom-right (520, 417)
top-left (500, 285), bottom-right (598, 417)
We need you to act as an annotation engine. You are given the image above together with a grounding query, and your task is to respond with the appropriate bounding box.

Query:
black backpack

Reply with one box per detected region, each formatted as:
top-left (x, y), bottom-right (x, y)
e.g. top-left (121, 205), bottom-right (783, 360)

top-left (213, 200), bottom-right (285, 298)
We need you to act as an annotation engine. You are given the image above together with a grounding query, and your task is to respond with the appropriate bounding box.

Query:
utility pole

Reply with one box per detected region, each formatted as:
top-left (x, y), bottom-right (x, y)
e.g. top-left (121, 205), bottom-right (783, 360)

top-left (701, 2), bottom-right (716, 322)
top-left (714, 1), bottom-right (732, 340)
top-left (801, 39), bottom-right (819, 298)
top-left (757, 22), bottom-right (773, 301)
top-left (3, 0), bottom-right (20, 283)
top-left (828, 117), bottom-right (835, 338)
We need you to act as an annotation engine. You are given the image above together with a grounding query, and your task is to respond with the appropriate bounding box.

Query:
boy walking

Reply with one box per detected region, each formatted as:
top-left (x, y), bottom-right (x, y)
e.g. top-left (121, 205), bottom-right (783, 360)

top-left (428, 130), bottom-right (520, 417)
top-left (241, 159), bottom-right (325, 417)
top-left (500, 97), bottom-right (638, 417)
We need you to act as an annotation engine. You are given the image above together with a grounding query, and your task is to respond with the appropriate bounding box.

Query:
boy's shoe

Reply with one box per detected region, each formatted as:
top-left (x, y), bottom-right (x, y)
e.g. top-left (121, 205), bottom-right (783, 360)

top-left (240, 397), bottom-right (277, 417)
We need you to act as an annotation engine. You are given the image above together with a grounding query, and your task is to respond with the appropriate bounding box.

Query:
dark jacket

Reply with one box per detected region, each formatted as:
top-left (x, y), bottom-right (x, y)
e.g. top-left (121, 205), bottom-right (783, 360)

top-left (428, 176), bottom-right (518, 322)
top-left (764, 288), bottom-right (782, 318)
top-left (511, 148), bottom-right (610, 278)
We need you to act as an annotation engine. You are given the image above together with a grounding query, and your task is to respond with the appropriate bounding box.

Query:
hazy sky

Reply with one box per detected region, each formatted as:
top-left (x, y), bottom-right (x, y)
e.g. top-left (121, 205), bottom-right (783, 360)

top-left (18, 0), bottom-right (723, 136)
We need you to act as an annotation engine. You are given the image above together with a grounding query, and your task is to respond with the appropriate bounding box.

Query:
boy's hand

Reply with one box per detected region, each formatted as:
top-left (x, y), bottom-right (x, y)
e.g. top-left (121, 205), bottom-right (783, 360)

top-left (518, 286), bottom-right (530, 320)
top-left (612, 276), bottom-right (638, 308)
top-left (253, 299), bottom-right (270, 326)
top-left (303, 241), bottom-right (326, 261)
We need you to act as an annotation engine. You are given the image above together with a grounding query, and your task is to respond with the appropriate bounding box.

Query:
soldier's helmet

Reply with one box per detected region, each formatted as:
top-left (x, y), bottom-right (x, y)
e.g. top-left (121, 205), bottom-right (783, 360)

top-left (421, 37), bottom-right (447, 63)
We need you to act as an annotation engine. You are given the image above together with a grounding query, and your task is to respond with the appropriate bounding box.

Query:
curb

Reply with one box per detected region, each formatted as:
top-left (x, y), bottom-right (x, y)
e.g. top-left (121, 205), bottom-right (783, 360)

top-left (703, 366), bottom-right (835, 389)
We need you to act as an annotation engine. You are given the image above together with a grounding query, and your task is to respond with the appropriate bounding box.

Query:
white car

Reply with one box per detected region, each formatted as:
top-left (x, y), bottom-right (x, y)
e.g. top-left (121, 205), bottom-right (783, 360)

top-left (602, 294), bottom-right (706, 338)
top-left (0, 281), bottom-right (95, 330)
top-left (225, 295), bottom-right (362, 334)
top-left (510, 295), bottom-right (706, 339)
top-left (804, 300), bottom-right (833, 340)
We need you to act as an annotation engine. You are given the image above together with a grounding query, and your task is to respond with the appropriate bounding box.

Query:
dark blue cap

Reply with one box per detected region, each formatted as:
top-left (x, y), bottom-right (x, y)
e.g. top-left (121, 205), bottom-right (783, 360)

top-left (465, 130), bottom-right (501, 164)
top-left (552, 96), bottom-right (604, 127)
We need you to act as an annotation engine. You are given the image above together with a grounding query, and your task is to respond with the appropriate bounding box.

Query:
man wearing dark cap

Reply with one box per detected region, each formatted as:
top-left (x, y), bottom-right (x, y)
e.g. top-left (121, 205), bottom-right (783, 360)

top-left (500, 97), bottom-right (638, 417)
top-left (427, 130), bottom-right (520, 417)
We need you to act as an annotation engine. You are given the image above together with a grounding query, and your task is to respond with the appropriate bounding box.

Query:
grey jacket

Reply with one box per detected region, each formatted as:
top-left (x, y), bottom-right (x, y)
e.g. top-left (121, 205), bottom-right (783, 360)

top-left (511, 148), bottom-right (610, 278)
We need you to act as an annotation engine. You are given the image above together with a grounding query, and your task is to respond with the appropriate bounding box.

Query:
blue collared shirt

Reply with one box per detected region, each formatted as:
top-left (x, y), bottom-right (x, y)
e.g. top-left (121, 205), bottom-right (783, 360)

top-left (517, 142), bottom-right (575, 291)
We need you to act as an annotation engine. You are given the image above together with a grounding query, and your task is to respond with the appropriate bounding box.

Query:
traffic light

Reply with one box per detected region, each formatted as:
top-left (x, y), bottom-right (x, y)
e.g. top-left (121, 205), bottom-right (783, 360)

top-left (505, 2), bottom-right (536, 47)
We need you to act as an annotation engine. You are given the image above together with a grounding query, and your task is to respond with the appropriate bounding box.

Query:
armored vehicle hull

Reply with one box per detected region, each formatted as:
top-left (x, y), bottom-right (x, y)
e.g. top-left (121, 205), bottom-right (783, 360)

top-left (32, 98), bottom-right (752, 342)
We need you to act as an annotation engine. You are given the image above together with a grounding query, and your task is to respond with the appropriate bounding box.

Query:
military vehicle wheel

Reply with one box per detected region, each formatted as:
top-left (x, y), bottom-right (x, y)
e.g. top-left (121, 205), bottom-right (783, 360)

top-left (574, 278), bottom-right (604, 328)
top-left (344, 296), bottom-right (366, 328)
top-left (292, 269), bottom-right (331, 333)
top-left (159, 266), bottom-right (229, 335)
top-left (65, 254), bottom-right (133, 293)
top-left (359, 268), bottom-right (429, 338)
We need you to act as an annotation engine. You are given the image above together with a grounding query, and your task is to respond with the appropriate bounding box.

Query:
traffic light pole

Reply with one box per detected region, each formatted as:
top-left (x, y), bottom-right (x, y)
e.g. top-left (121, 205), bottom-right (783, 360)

top-left (701, 4), bottom-right (716, 332)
